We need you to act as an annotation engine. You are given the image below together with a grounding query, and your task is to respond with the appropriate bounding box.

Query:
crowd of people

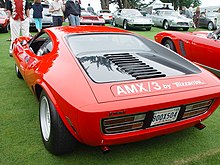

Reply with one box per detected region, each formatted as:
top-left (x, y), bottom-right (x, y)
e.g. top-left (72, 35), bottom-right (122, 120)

top-left (2, 0), bottom-right (220, 56)
top-left (3, 0), bottom-right (95, 56)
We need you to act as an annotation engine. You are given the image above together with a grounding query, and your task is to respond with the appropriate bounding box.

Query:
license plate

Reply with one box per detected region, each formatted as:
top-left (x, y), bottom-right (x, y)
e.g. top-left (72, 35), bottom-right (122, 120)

top-left (150, 107), bottom-right (180, 126)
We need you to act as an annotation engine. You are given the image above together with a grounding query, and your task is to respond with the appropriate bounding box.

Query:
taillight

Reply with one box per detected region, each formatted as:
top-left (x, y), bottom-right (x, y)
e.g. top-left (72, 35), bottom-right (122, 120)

top-left (182, 100), bottom-right (213, 119)
top-left (102, 114), bottom-right (146, 134)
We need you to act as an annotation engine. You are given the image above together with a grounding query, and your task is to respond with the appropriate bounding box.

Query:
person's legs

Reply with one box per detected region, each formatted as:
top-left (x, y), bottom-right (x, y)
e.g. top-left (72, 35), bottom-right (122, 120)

top-left (75, 15), bottom-right (80, 26)
top-left (53, 16), bottom-right (58, 26)
top-left (21, 18), bottom-right (30, 37)
top-left (9, 18), bottom-right (21, 55)
top-left (39, 18), bottom-right (43, 30)
top-left (57, 16), bottom-right (63, 26)
top-left (68, 14), bottom-right (76, 26)
top-left (34, 18), bottom-right (40, 32)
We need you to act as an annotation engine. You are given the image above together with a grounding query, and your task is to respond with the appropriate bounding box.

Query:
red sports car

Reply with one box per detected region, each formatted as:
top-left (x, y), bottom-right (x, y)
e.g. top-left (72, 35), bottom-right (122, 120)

top-left (154, 29), bottom-right (220, 78)
top-left (0, 8), bottom-right (9, 33)
top-left (12, 26), bottom-right (220, 155)
top-left (80, 10), bottom-right (105, 25)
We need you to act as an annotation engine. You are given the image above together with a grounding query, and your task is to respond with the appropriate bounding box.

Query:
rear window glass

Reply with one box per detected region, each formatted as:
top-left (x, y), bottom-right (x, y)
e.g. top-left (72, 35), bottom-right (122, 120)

top-left (66, 34), bottom-right (152, 55)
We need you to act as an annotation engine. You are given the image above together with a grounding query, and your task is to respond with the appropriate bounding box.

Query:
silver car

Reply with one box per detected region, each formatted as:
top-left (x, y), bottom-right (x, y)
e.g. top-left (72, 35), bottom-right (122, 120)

top-left (152, 9), bottom-right (193, 31)
top-left (112, 9), bottom-right (153, 30)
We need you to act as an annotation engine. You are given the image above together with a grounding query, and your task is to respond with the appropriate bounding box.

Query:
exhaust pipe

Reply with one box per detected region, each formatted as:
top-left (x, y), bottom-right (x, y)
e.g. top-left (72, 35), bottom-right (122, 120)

top-left (101, 146), bottom-right (111, 154)
top-left (195, 123), bottom-right (206, 130)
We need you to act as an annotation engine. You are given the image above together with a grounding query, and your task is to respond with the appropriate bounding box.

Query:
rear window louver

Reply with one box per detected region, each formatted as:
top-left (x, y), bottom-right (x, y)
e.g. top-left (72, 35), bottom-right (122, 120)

top-left (104, 53), bottom-right (166, 80)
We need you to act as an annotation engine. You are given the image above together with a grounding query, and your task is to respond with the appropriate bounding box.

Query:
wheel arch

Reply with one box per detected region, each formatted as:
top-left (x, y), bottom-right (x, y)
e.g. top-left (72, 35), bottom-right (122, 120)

top-left (161, 37), bottom-right (177, 52)
top-left (34, 82), bottom-right (79, 140)
top-left (163, 19), bottom-right (168, 25)
top-left (207, 21), bottom-right (216, 30)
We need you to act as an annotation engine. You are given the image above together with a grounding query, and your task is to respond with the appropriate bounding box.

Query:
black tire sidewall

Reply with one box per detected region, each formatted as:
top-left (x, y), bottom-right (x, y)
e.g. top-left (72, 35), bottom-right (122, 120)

top-left (15, 64), bottom-right (23, 79)
top-left (39, 90), bottom-right (77, 155)
top-left (164, 39), bottom-right (176, 51)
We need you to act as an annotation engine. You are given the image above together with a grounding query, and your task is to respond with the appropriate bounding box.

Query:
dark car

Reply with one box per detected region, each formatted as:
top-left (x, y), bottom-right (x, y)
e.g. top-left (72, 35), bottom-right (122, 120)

top-left (198, 12), bottom-right (218, 30)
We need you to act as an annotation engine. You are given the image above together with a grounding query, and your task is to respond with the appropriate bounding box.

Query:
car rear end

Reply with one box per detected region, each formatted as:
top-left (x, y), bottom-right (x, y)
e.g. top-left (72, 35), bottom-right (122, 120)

top-left (64, 30), bottom-right (220, 147)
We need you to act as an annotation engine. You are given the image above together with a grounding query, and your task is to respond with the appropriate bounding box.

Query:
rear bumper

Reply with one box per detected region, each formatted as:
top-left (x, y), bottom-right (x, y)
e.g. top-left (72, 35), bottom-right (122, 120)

top-left (73, 86), bottom-right (220, 146)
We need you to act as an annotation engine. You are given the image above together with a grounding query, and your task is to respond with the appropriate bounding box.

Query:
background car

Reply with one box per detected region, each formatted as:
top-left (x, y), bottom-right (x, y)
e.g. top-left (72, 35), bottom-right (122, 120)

top-left (0, 8), bottom-right (9, 33)
top-left (12, 26), bottom-right (220, 155)
top-left (112, 9), bottom-right (153, 30)
top-left (197, 12), bottom-right (218, 30)
top-left (97, 9), bottom-right (112, 24)
top-left (80, 10), bottom-right (105, 25)
top-left (151, 9), bottom-right (193, 31)
top-left (155, 29), bottom-right (220, 77)
top-left (29, 3), bottom-right (53, 31)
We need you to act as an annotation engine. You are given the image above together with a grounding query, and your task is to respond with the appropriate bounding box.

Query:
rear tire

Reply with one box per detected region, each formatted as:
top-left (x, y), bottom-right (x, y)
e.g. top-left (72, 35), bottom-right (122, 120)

top-left (163, 39), bottom-right (176, 51)
top-left (2, 24), bottom-right (9, 33)
top-left (39, 90), bottom-right (77, 155)
top-left (15, 64), bottom-right (23, 79)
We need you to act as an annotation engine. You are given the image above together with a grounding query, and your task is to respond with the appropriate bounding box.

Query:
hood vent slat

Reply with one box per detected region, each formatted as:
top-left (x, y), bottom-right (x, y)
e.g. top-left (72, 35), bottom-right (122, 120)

top-left (104, 53), bottom-right (166, 80)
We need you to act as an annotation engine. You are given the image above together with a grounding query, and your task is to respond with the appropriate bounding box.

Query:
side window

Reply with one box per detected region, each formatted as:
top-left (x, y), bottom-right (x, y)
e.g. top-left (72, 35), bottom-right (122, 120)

top-left (29, 32), bottom-right (53, 55)
top-left (37, 40), bottom-right (53, 56)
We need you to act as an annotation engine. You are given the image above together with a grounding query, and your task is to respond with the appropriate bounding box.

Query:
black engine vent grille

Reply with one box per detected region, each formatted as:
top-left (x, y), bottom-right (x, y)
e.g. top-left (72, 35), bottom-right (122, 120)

top-left (104, 53), bottom-right (166, 80)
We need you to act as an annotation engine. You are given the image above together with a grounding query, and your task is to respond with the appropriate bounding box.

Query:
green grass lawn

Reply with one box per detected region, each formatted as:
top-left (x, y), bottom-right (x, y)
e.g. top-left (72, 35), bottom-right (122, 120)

top-left (0, 26), bottom-right (220, 165)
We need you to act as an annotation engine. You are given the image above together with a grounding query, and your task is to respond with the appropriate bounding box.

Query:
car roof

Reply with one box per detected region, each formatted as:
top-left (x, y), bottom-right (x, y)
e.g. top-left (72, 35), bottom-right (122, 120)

top-left (46, 26), bottom-right (131, 35)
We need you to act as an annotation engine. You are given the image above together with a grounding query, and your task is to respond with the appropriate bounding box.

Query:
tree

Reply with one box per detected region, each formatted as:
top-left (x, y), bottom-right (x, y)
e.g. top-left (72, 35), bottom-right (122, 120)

top-left (0, 0), bottom-right (5, 8)
top-left (109, 0), bottom-right (147, 9)
top-left (101, 0), bottom-right (110, 9)
top-left (161, 0), bottom-right (201, 10)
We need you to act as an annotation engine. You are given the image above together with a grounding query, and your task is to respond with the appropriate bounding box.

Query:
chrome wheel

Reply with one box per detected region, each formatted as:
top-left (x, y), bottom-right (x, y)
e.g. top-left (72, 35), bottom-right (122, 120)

top-left (208, 22), bottom-right (214, 30)
top-left (112, 19), bottom-right (116, 26)
top-left (40, 96), bottom-right (51, 141)
top-left (163, 21), bottom-right (169, 30)
top-left (123, 20), bottom-right (128, 30)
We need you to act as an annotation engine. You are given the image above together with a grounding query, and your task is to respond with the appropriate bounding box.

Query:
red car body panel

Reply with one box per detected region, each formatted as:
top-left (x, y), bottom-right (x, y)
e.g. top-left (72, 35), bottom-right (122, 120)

top-left (154, 31), bottom-right (220, 77)
top-left (12, 26), bottom-right (220, 147)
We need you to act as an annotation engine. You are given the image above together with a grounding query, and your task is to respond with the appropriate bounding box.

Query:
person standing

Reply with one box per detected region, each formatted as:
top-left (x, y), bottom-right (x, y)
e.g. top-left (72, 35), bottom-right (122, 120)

top-left (49, 0), bottom-right (64, 26)
top-left (87, 3), bottom-right (94, 14)
top-left (65, 0), bottom-right (81, 26)
top-left (32, 0), bottom-right (43, 32)
top-left (6, 0), bottom-right (30, 56)
top-left (188, 3), bottom-right (194, 19)
top-left (193, 6), bottom-right (200, 29)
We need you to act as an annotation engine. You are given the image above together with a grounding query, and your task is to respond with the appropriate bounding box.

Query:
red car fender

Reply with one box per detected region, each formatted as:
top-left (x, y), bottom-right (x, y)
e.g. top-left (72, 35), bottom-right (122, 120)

top-left (34, 80), bottom-right (81, 140)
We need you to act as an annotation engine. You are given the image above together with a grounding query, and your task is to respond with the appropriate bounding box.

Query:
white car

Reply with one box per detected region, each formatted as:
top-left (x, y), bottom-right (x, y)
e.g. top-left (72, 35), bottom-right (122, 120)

top-left (112, 9), bottom-right (153, 31)
top-left (152, 9), bottom-right (194, 31)
top-left (97, 10), bottom-right (112, 24)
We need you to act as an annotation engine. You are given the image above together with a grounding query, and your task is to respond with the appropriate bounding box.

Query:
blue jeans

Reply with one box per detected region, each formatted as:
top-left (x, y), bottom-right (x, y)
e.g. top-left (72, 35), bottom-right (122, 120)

top-left (68, 14), bottom-right (80, 26)
top-left (34, 18), bottom-right (42, 30)
top-left (52, 16), bottom-right (63, 26)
